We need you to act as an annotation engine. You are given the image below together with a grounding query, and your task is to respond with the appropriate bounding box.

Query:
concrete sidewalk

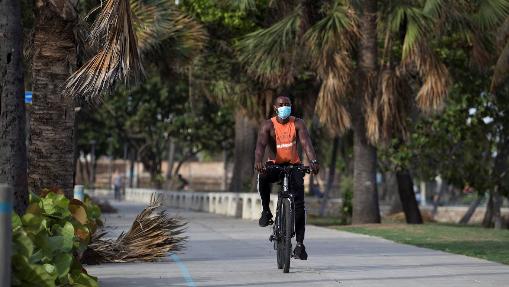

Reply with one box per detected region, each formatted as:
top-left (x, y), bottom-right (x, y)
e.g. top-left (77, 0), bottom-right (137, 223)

top-left (86, 200), bottom-right (509, 287)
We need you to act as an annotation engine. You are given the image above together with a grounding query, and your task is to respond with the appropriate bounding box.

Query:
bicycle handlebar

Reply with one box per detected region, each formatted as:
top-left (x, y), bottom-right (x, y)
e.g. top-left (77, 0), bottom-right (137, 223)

top-left (263, 164), bottom-right (312, 174)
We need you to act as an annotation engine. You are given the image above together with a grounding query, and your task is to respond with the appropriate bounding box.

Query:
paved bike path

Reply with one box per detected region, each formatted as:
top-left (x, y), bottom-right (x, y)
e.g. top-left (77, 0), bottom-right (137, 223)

top-left (86, 200), bottom-right (509, 287)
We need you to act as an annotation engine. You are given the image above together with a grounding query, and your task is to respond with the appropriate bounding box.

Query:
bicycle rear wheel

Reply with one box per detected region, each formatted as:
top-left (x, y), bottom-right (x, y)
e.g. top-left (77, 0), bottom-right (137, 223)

top-left (282, 198), bottom-right (293, 273)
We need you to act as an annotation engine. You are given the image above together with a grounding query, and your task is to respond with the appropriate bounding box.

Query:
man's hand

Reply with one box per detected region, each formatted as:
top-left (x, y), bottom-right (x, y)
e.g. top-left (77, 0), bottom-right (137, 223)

top-left (310, 161), bottom-right (320, 175)
top-left (254, 161), bottom-right (265, 173)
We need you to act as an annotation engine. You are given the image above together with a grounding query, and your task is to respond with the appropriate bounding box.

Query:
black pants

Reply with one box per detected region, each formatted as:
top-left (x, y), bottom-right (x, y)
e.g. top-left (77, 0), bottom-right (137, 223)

top-left (257, 167), bottom-right (306, 243)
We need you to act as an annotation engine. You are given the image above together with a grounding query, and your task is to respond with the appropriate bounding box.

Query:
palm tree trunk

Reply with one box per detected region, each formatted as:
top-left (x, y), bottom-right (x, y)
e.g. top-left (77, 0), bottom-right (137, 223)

top-left (0, 0), bottom-right (28, 214)
top-left (229, 111), bottom-right (257, 192)
top-left (396, 169), bottom-right (423, 224)
top-left (29, 1), bottom-right (77, 198)
top-left (352, 0), bottom-right (380, 224)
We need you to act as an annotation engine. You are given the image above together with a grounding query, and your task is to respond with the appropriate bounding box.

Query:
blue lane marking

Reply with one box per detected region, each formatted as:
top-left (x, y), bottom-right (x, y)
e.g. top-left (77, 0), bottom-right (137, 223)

top-left (0, 202), bottom-right (12, 214)
top-left (169, 253), bottom-right (196, 287)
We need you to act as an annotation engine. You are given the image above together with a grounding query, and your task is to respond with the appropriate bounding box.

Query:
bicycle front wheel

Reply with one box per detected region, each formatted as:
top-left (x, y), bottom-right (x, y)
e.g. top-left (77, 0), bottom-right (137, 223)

top-left (282, 198), bottom-right (293, 273)
top-left (276, 213), bottom-right (283, 269)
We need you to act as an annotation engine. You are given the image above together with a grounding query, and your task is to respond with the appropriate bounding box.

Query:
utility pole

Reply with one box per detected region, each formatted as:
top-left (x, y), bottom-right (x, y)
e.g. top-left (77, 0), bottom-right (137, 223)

top-left (0, 184), bottom-right (12, 287)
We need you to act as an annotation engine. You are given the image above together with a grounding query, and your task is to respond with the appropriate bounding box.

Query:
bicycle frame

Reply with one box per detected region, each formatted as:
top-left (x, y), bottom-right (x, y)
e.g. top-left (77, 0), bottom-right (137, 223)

top-left (273, 172), bottom-right (295, 245)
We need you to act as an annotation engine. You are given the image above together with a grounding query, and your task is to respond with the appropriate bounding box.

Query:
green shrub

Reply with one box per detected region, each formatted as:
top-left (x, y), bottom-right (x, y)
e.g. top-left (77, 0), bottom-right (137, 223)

top-left (11, 190), bottom-right (101, 287)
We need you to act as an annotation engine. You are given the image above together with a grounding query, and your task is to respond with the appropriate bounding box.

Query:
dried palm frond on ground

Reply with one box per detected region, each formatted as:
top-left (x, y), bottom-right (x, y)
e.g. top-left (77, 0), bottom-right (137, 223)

top-left (83, 196), bottom-right (187, 264)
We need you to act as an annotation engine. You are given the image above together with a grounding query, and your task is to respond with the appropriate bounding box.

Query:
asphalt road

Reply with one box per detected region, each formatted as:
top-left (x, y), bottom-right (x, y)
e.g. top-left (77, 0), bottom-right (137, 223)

top-left (86, 200), bottom-right (509, 287)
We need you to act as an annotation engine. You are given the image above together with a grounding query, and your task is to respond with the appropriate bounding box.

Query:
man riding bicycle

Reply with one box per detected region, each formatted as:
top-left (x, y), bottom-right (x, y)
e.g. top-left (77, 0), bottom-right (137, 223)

top-left (254, 95), bottom-right (320, 260)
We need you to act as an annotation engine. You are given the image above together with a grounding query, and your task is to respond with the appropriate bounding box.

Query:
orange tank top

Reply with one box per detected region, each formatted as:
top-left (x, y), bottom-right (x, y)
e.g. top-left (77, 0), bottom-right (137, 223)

top-left (269, 116), bottom-right (301, 164)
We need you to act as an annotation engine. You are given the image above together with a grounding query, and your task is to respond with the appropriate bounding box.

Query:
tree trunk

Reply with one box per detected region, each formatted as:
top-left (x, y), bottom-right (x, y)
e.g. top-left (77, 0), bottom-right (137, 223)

top-left (482, 190), bottom-right (503, 229)
top-left (223, 149), bottom-right (228, 191)
top-left (432, 178), bottom-right (447, 218)
top-left (229, 111), bottom-right (257, 192)
top-left (352, 0), bottom-right (380, 224)
top-left (29, 1), bottom-right (77, 198)
top-left (396, 169), bottom-right (423, 224)
top-left (166, 138), bottom-right (176, 179)
top-left (319, 137), bottom-right (339, 216)
top-left (0, 0), bottom-right (28, 214)
top-left (385, 171), bottom-right (402, 214)
top-left (482, 191), bottom-right (495, 228)
top-left (492, 189), bottom-right (503, 229)
top-left (129, 148), bottom-right (136, 188)
top-left (459, 194), bottom-right (482, 224)
top-left (490, 139), bottom-right (509, 229)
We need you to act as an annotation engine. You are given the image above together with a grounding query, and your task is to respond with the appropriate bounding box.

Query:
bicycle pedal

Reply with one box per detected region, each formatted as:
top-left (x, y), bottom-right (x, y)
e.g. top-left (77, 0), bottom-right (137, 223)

top-left (269, 235), bottom-right (275, 242)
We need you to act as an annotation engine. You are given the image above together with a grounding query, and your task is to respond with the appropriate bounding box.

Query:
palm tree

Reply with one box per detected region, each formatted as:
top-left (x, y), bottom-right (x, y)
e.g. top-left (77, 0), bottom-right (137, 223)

top-left (236, 0), bottom-right (509, 224)
top-left (29, 0), bottom-right (79, 198)
top-left (351, 0), bottom-right (381, 223)
top-left (0, 0), bottom-right (28, 213)
top-left (28, 0), bottom-right (206, 197)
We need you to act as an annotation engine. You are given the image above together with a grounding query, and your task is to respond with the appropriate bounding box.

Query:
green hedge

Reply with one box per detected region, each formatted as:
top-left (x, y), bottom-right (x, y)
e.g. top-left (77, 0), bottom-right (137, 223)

top-left (11, 191), bottom-right (101, 287)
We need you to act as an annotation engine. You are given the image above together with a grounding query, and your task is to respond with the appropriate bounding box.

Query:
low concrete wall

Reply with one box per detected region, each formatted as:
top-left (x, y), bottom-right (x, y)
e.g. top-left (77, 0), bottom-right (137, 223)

top-left (120, 188), bottom-right (509, 224)
top-left (124, 188), bottom-right (342, 220)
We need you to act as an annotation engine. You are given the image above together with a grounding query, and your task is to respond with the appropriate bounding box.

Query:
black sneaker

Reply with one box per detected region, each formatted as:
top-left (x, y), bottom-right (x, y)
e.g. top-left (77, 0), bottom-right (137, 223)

top-left (293, 242), bottom-right (308, 260)
top-left (258, 210), bottom-right (273, 227)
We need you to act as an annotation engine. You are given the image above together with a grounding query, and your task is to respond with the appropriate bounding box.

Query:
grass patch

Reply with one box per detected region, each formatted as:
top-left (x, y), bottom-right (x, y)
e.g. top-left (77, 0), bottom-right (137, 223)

top-left (336, 223), bottom-right (509, 265)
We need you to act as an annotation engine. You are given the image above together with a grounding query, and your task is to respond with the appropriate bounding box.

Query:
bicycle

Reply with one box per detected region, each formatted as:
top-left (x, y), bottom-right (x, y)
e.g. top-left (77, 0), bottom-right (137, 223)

top-left (267, 164), bottom-right (311, 273)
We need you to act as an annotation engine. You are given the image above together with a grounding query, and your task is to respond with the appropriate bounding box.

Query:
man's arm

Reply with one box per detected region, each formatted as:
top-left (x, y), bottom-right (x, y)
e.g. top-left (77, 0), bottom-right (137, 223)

top-left (254, 121), bottom-right (270, 172)
top-left (295, 119), bottom-right (320, 174)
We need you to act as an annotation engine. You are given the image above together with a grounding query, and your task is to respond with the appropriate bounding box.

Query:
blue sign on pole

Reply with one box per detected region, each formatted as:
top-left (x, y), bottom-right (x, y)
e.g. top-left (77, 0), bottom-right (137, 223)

top-left (25, 91), bottom-right (32, 104)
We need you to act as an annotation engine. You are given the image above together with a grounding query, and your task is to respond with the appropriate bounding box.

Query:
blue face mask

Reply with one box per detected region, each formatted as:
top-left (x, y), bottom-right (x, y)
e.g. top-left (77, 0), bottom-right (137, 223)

top-left (277, 106), bottom-right (291, 120)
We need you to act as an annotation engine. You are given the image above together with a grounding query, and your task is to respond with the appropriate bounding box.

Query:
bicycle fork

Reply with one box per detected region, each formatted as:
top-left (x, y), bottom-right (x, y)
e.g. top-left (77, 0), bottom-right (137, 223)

top-left (269, 174), bottom-right (295, 245)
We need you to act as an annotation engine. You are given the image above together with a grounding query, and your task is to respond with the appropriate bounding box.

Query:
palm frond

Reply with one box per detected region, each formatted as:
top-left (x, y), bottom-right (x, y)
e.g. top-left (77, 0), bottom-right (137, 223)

top-left (64, 0), bottom-right (143, 104)
top-left (132, 0), bottom-right (207, 55)
top-left (490, 16), bottom-right (509, 92)
top-left (236, 5), bottom-right (304, 87)
top-left (364, 72), bottom-right (380, 144)
top-left (475, 0), bottom-right (509, 30)
top-left (313, 52), bottom-right (354, 136)
top-left (315, 68), bottom-right (352, 136)
top-left (389, 5), bottom-right (431, 59)
top-left (394, 3), bottom-right (450, 114)
top-left (305, 3), bottom-right (358, 135)
top-left (379, 68), bottom-right (411, 141)
top-left (85, 196), bottom-right (187, 263)
top-left (405, 42), bottom-right (450, 113)
top-left (490, 40), bottom-right (509, 92)
top-left (304, 3), bottom-right (359, 75)
top-left (423, 0), bottom-right (467, 25)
